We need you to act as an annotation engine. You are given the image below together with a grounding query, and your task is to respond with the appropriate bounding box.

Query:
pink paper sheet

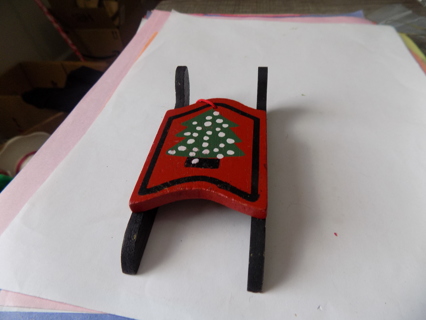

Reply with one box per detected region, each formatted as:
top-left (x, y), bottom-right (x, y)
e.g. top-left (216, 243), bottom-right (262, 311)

top-left (0, 9), bottom-right (170, 313)
top-left (0, 10), bottom-right (377, 312)
top-left (0, 291), bottom-right (98, 313)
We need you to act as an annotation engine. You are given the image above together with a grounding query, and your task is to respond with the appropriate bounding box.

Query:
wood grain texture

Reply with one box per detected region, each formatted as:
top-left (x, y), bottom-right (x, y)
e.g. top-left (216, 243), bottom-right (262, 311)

top-left (247, 217), bottom-right (266, 292)
top-left (121, 210), bottom-right (157, 274)
top-left (175, 66), bottom-right (189, 109)
top-left (247, 66), bottom-right (268, 293)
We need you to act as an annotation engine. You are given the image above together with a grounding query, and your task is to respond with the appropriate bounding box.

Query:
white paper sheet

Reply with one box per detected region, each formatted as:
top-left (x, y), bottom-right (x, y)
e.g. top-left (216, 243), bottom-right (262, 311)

top-left (1, 12), bottom-right (426, 320)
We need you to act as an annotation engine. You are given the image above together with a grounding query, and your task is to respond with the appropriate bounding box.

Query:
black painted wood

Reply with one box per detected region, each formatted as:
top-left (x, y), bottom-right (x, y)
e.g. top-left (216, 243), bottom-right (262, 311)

top-left (256, 67), bottom-right (268, 112)
top-left (121, 66), bottom-right (191, 275)
top-left (184, 157), bottom-right (220, 168)
top-left (247, 217), bottom-right (266, 292)
top-left (247, 66), bottom-right (268, 292)
top-left (121, 210), bottom-right (157, 274)
top-left (175, 66), bottom-right (190, 109)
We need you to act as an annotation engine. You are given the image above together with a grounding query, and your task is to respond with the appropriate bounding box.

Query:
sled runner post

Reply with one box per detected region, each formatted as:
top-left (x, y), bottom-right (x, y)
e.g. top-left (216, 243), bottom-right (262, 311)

top-left (175, 66), bottom-right (190, 109)
top-left (247, 66), bottom-right (268, 292)
top-left (247, 217), bottom-right (266, 292)
top-left (121, 66), bottom-right (190, 274)
top-left (256, 67), bottom-right (268, 112)
top-left (121, 209), bottom-right (157, 274)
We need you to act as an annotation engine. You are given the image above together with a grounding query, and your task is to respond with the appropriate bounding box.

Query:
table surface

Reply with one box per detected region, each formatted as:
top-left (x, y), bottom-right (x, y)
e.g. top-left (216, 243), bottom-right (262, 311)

top-left (155, 0), bottom-right (426, 15)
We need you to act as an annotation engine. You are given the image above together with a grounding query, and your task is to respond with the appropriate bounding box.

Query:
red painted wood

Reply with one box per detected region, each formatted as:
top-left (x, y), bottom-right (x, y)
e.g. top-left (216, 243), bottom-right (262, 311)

top-left (129, 98), bottom-right (267, 219)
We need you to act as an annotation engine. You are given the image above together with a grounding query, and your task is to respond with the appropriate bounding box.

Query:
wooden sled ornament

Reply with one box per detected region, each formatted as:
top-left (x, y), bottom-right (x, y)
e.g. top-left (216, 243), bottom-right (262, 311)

top-left (121, 67), bottom-right (268, 292)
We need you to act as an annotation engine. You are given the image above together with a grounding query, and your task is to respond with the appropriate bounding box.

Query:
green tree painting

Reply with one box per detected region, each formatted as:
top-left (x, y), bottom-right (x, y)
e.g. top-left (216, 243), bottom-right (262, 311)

top-left (167, 109), bottom-right (244, 168)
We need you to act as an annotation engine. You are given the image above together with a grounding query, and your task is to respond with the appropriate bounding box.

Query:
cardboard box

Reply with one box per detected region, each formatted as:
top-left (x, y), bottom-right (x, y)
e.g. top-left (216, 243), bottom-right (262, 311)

top-left (48, 0), bottom-right (130, 29)
top-left (70, 28), bottom-right (123, 59)
top-left (0, 61), bottom-right (108, 141)
top-left (48, 0), bottom-right (144, 59)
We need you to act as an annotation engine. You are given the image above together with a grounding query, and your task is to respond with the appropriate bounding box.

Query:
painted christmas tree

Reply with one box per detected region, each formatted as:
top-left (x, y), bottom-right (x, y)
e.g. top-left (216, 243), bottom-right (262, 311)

top-left (167, 109), bottom-right (244, 168)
